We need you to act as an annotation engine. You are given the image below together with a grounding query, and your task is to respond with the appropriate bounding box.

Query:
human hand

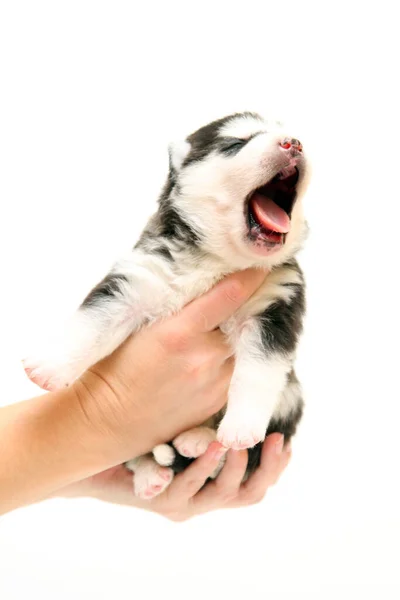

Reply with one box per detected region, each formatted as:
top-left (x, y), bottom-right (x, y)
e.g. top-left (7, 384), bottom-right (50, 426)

top-left (1, 270), bottom-right (270, 515)
top-left (57, 433), bottom-right (291, 521)
top-left (73, 269), bottom-right (267, 466)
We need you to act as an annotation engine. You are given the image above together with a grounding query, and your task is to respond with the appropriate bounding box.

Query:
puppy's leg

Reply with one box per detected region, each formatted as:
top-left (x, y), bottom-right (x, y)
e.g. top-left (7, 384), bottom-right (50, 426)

top-left (218, 278), bottom-right (304, 450)
top-left (23, 259), bottom-right (163, 390)
top-left (245, 369), bottom-right (304, 478)
top-left (217, 318), bottom-right (292, 450)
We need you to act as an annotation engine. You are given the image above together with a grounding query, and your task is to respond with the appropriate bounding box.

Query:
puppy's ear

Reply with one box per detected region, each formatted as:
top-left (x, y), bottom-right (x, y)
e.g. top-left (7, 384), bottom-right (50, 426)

top-left (168, 140), bottom-right (191, 172)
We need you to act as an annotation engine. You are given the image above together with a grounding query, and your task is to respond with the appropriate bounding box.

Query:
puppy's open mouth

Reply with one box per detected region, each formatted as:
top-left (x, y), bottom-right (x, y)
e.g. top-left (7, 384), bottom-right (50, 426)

top-left (247, 166), bottom-right (299, 247)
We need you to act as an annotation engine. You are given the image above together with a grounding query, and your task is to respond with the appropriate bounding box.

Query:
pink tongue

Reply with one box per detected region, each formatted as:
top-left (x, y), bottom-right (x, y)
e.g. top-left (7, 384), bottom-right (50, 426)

top-left (250, 193), bottom-right (290, 233)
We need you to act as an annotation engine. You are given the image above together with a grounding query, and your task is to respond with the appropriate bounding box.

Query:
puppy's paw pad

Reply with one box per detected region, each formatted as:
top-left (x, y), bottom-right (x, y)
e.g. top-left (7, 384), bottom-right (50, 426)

top-left (133, 463), bottom-right (173, 500)
top-left (217, 418), bottom-right (265, 450)
top-left (173, 427), bottom-right (217, 458)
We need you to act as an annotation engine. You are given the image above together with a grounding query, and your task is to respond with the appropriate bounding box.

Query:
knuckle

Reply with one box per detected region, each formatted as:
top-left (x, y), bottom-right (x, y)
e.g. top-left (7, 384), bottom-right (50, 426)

top-left (185, 477), bottom-right (202, 495)
top-left (224, 281), bottom-right (245, 305)
top-left (203, 353), bottom-right (220, 374)
top-left (245, 490), bottom-right (266, 506)
top-left (219, 489), bottom-right (237, 503)
top-left (194, 311), bottom-right (210, 332)
top-left (222, 358), bottom-right (235, 379)
top-left (249, 495), bottom-right (264, 506)
top-left (211, 391), bottom-right (229, 413)
top-left (215, 482), bottom-right (237, 503)
top-left (183, 357), bottom-right (205, 378)
top-left (183, 350), bottom-right (217, 379)
top-left (210, 340), bottom-right (231, 363)
top-left (162, 327), bottom-right (191, 353)
top-left (211, 380), bottom-right (230, 407)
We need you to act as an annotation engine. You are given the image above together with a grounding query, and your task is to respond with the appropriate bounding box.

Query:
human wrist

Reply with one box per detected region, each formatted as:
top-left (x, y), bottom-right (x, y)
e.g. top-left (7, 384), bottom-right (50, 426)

top-left (0, 387), bottom-right (115, 514)
top-left (72, 368), bottom-right (156, 463)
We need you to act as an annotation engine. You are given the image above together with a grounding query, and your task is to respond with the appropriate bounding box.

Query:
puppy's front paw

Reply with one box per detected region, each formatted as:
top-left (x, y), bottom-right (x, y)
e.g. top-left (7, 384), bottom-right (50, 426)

top-left (217, 413), bottom-right (266, 450)
top-left (126, 457), bottom-right (174, 500)
top-left (23, 315), bottom-right (97, 391)
top-left (173, 427), bottom-right (217, 458)
top-left (152, 444), bottom-right (176, 466)
top-left (22, 354), bottom-right (79, 391)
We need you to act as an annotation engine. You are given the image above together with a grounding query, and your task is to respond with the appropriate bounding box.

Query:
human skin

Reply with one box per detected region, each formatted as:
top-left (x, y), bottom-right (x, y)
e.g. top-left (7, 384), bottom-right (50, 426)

top-left (1, 269), bottom-right (281, 517)
top-left (56, 434), bottom-right (291, 522)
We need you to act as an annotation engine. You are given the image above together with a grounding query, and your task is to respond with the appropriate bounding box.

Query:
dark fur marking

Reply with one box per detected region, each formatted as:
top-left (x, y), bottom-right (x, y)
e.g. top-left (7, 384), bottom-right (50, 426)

top-left (159, 200), bottom-right (201, 244)
top-left (166, 443), bottom-right (194, 474)
top-left (145, 157), bottom-right (202, 246)
top-left (219, 137), bottom-right (250, 157)
top-left (153, 245), bottom-right (174, 261)
top-left (258, 266), bottom-right (305, 355)
top-left (183, 112), bottom-right (263, 166)
top-left (159, 167), bottom-right (177, 202)
top-left (82, 273), bottom-right (129, 308)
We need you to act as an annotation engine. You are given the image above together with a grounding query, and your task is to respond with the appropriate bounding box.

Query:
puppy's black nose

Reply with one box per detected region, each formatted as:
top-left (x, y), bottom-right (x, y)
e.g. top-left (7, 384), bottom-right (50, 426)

top-left (280, 138), bottom-right (303, 152)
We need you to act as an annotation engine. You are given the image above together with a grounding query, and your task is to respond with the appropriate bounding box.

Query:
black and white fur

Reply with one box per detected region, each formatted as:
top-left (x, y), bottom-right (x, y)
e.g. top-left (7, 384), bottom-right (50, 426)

top-left (24, 112), bottom-right (310, 499)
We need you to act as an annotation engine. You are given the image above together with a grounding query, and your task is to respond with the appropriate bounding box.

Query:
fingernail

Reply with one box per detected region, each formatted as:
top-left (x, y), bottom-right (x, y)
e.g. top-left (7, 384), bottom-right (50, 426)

top-left (211, 443), bottom-right (227, 460)
top-left (275, 435), bottom-right (284, 455)
top-left (284, 441), bottom-right (292, 454)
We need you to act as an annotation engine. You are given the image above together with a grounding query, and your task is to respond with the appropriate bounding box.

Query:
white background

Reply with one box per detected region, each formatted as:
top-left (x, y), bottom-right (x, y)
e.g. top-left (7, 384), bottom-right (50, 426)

top-left (0, 1), bottom-right (399, 598)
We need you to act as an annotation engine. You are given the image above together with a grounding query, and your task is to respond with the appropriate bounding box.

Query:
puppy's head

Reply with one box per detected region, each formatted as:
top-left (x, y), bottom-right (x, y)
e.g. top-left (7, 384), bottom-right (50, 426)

top-left (161, 112), bottom-right (311, 268)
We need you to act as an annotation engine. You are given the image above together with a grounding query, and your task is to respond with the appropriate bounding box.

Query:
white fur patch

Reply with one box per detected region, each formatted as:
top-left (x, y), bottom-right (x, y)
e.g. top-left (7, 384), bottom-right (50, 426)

top-left (152, 444), bottom-right (175, 467)
top-left (126, 455), bottom-right (173, 499)
top-left (219, 114), bottom-right (265, 139)
top-left (173, 426), bottom-right (217, 458)
top-left (169, 140), bottom-right (191, 171)
top-left (218, 319), bottom-right (291, 449)
top-left (274, 377), bottom-right (303, 421)
top-left (23, 311), bottom-right (106, 390)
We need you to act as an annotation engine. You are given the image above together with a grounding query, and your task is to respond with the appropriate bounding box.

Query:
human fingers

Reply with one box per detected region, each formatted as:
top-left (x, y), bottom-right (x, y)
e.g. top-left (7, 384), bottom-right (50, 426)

top-left (236, 434), bottom-right (290, 506)
top-left (167, 442), bottom-right (227, 502)
top-left (192, 449), bottom-right (248, 511)
top-left (179, 269), bottom-right (267, 334)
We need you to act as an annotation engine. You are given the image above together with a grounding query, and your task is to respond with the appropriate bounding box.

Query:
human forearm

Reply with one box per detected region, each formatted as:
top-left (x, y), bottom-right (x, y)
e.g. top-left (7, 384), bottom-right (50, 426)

top-left (0, 385), bottom-right (148, 515)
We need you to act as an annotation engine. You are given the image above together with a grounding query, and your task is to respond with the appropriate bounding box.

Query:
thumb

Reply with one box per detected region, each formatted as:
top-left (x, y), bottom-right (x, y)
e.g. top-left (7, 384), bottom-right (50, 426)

top-left (180, 269), bottom-right (267, 333)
